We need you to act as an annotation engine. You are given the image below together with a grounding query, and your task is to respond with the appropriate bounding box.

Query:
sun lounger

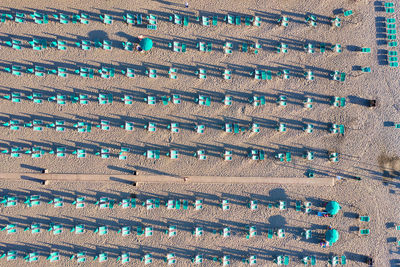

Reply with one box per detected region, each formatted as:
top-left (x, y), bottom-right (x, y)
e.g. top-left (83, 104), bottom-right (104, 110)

top-left (123, 13), bottom-right (135, 25)
top-left (301, 229), bottom-right (312, 239)
top-left (195, 68), bottom-right (207, 79)
top-left (94, 225), bottom-right (108, 235)
top-left (360, 229), bottom-right (370, 235)
top-left (100, 14), bottom-right (113, 24)
top-left (246, 225), bottom-right (257, 239)
top-left (116, 253), bottom-right (130, 264)
top-left (70, 252), bottom-right (86, 262)
top-left (193, 227), bottom-right (203, 237)
top-left (331, 16), bottom-right (341, 27)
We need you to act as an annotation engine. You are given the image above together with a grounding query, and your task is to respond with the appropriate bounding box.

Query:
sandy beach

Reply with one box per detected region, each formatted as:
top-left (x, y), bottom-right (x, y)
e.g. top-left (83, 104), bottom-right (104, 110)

top-left (0, 0), bottom-right (399, 265)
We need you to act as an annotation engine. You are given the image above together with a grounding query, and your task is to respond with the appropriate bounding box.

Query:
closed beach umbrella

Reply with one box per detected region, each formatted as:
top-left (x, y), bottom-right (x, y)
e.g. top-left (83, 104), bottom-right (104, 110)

top-left (325, 229), bottom-right (339, 244)
top-left (326, 201), bottom-right (341, 215)
top-left (139, 38), bottom-right (153, 51)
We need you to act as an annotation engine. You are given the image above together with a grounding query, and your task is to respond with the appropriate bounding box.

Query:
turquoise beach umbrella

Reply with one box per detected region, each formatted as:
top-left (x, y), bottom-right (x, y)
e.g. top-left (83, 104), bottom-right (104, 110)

top-left (139, 38), bottom-right (153, 51)
top-left (325, 229), bottom-right (339, 244)
top-left (326, 201), bottom-right (341, 215)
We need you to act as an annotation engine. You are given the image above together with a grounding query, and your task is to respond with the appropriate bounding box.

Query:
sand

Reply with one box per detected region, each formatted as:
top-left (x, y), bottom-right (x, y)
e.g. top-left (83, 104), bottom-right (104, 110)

top-left (0, 0), bottom-right (399, 265)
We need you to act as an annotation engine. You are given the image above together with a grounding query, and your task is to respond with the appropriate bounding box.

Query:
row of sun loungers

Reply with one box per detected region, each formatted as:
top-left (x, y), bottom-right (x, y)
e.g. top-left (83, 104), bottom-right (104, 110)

top-left (3, 196), bottom-right (307, 210)
top-left (0, 249), bottom-right (349, 265)
top-left (2, 64), bottom-right (348, 82)
top-left (4, 37), bottom-right (369, 56)
top-left (0, 9), bottom-right (356, 29)
top-left (1, 92), bottom-right (347, 107)
top-left (0, 145), bottom-right (341, 161)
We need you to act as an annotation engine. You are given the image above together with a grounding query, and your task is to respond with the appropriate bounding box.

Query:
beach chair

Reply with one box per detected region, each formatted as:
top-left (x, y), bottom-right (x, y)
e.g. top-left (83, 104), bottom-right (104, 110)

top-left (248, 149), bottom-right (265, 160)
top-left (195, 124), bottom-right (205, 134)
top-left (94, 225), bottom-right (108, 235)
top-left (165, 225), bottom-right (177, 237)
top-left (304, 43), bottom-right (315, 54)
top-left (277, 16), bottom-right (289, 27)
top-left (222, 69), bottom-right (232, 80)
top-left (15, 13), bottom-right (25, 23)
top-left (302, 97), bottom-right (313, 109)
top-left (30, 11), bottom-right (49, 24)
top-left (193, 227), bottom-right (203, 237)
top-left (359, 216), bottom-right (370, 222)
top-left (164, 253), bottom-right (176, 265)
top-left (223, 14), bottom-right (234, 25)
top-left (343, 9), bottom-right (353, 16)
top-left (121, 95), bottom-right (133, 105)
top-left (98, 67), bottom-right (115, 79)
top-left (195, 95), bottom-right (211, 106)
top-left (305, 15), bottom-right (317, 26)
top-left (253, 16), bottom-right (261, 26)
top-left (224, 42), bottom-right (233, 54)
top-left (98, 93), bottom-right (113, 104)
top-left (72, 197), bottom-right (86, 208)
top-left (122, 41), bottom-right (134, 51)
top-left (3, 92), bottom-right (22, 103)
top-left (121, 68), bottom-right (135, 78)
top-left (145, 122), bottom-right (157, 132)
top-left (1, 196), bottom-right (18, 208)
top-left (3, 120), bottom-right (21, 131)
top-left (295, 200), bottom-right (302, 211)
top-left (331, 43), bottom-right (342, 53)
top-left (1, 223), bottom-right (16, 234)
top-left (47, 252), bottom-right (60, 262)
top-left (195, 68), bottom-right (207, 79)
top-left (4, 65), bottom-right (23, 76)
top-left (331, 16), bottom-right (341, 27)
top-left (145, 149), bottom-right (160, 159)
top-left (48, 223), bottom-right (63, 235)
top-left (328, 256), bottom-right (339, 266)
top-left (275, 122), bottom-right (286, 133)
top-left (0, 250), bottom-right (17, 261)
top-left (145, 68), bottom-right (157, 78)
top-left (329, 152), bottom-right (339, 162)
top-left (304, 71), bottom-right (314, 81)
top-left (70, 252), bottom-right (87, 262)
top-left (249, 122), bottom-right (260, 133)
top-left (75, 67), bottom-right (94, 78)
top-left (124, 13), bottom-right (135, 25)
top-left (360, 229), bottom-right (370, 235)
top-left (140, 254), bottom-right (152, 265)
top-left (301, 229), bottom-right (312, 239)
top-left (121, 121), bottom-right (134, 131)
top-left (53, 13), bottom-right (70, 24)
top-left (222, 150), bottom-right (233, 161)
top-left (70, 224), bottom-right (85, 234)
top-left (48, 197), bottom-right (64, 207)
top-left (24, 223), bottom-right (41, 234)
top-left (194, 149), bottom-right (207, 160)
top-left (276, 201), bottom-right (287, 210)
top-left (193, 199), bottom-right (203, 210)
top-left (118, 147), bottom-right (130, 160)
top-left (246, 225), bottom-right (257, 239)
top-left (29, 38), bottom-right (48, 50)
top-left (276, 95), bottom-right (287, 106)
top-left (277, 42), bottom-right (288, 53)
top-left (302, 256), bottom-right (316, 266)
top-left (167, 122), bottom-right (179, 133)
top-left (168, 67), bottom-right (178, 79)
top-left (116, 253), bottom-right (130, 264)
top-left (96, 197), bottom-right (114, 209)
top-left (24, 195), bottom-right (41, 207)
top-left (119, 196), bottom-right (134, 209)
top-left (24, 252), bottom-right (39, 263)
top-left (144, 226), bottom-right (153, 237)
top-left (100, 14), bottom-right (113, 24)
top-left (331, 96), bottom-right (346, 107)
top-left (249, 95), bottom-right (266, 106)
top-left (93, 253), bottom-right (108, 263)
top-left (303, 151), bottom-right (314, 161)
top-left (6, 39), bottom-right (22, 50)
